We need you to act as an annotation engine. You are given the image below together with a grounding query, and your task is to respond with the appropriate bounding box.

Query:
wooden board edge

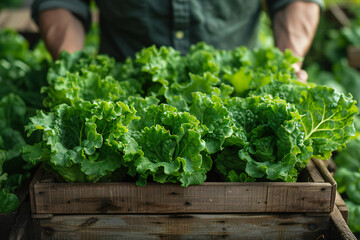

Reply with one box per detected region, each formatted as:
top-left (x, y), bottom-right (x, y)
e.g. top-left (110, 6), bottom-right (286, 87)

top-left (329, 206), bottom-right (356, 240)
top-left (30, 165), bottom-right (46, 214)
top-left (336, 191), bottom-right (349, 223)
top-left (312, 158), bottom-right (337, 212)
top-left (307, 159), bottom-right (325, 183)
top-left (31, 213), bottom-right (331, 240)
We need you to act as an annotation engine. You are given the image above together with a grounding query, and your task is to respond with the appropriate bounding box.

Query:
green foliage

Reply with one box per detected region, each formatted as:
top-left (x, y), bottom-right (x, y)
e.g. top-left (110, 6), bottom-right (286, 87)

top-left (334, 137), bottom-right (360, 172)
top-left (0, 29), bottom-right (50, 110)
top-left (0, 94), bottom-right (33, 213)
top-left (223, 96), bottom-right (311, 182)
top-left (335, 168), bottom-right (360, 204)
top-left (128, 104), bottom-right (208, 187)
top-left (21, 42), bottom-right (357, 187)
top-left (43, 51), bottom-right (140, 109)
top-left (345, 200), bottom-right (360, 233)
top-left (23, 100), bottom-right (138, 182)
top-left (0, 189), bottom-right (19, 213)
top-left (334, 136), bottom-right (360, 233)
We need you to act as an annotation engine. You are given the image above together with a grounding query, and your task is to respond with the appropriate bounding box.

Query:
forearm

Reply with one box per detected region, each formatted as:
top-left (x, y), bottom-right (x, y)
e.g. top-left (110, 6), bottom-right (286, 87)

top-left (272, 1), bottom-right (320, 74)
top-left (38, 8), bottom-right (85, 60)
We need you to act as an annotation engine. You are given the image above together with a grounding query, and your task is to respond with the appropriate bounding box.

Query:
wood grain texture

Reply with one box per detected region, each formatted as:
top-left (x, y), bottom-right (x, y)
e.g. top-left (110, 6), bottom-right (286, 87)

top-left (329, 206), bottom-right (357, 240)
top-left (30, 159), bottom-right (335, 214)
top-left (312, 158), bottom-right (337, 212)
top-left (33, 213), bottom-right (331, 240)
top-left (32, 181), bottom-right (333, 214)
top-left (30, 166), bottom-right (46, 214)
top-left (335, 191), bottom-right (349, 223)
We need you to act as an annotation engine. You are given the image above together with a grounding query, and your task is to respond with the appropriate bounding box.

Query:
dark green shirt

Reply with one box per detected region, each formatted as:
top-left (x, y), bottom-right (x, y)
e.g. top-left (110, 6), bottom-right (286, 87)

top-left (32, 0), bottom-right (323, 61)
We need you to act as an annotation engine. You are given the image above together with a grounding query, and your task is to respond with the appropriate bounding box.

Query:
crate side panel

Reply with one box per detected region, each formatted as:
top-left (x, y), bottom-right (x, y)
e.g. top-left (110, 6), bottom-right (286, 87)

top-left (33, 213), bottom-right (330, 240)
top-left (266, 183), bottom-right (333, 212)
top-left (33, 182), bottom-right (333, 214)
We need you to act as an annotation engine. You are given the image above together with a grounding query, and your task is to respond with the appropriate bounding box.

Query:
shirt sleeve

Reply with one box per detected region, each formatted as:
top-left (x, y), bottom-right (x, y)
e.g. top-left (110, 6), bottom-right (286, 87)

top-left (31, 0), bottom-right (91, 31)
top-left (266, 0), bottom-right (324, 19)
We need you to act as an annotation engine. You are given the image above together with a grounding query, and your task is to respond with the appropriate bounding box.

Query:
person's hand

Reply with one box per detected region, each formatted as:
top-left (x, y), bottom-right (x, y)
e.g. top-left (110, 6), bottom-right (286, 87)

top-left (272, 1), bottom-right (320, 83)
top-left (38, 9), bottom-right (85, 60)
top-left (292, 62), bottom-right (308, 83)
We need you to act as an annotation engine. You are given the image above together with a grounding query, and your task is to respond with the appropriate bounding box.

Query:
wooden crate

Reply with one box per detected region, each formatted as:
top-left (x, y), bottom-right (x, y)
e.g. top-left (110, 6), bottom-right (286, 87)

top-left (30, 158), bottom-right (355, 240)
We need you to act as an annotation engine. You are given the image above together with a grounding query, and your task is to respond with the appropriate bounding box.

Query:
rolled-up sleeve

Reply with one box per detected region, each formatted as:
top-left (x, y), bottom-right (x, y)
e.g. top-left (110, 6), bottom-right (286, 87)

top-left (267, 0), bottom-right (324, 19)
top-left (31, 0), bottom-right (91, 31)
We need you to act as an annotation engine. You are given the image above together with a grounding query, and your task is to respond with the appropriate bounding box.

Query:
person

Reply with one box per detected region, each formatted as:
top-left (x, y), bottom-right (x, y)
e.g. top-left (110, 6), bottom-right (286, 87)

top-left (31, 0), bottom-right (323, 82)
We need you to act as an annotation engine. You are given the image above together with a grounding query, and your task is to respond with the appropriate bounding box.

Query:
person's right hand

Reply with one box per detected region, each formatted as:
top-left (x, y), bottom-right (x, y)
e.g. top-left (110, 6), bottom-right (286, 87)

top-left (292, 62), bottom-right (308, 83)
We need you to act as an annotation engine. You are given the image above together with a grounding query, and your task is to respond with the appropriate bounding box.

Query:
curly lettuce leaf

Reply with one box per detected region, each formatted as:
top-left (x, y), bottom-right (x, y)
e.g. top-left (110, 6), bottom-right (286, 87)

top-left (127, 104), bottom-right (207, 187)
top-left (296, 87), bottom-right (358, 159)
top-left (215, 147), bottom-right (254, 182)
top-left (165, 73), bottom-right (220, 111)
top-left (43, 53), bottom-right (140, 108)
top-left (135, 124), bottom-right (206, 187)
top-left (23, 100), bottom-right (139, 182)
top-left (223, 96), bottom-right (312, 181)
top-left (252, 77), bottom-right (358, 160)
top-left (0, 188), bottom-right (19, 213)
top-left (189, 92), bottom-right (233, 154)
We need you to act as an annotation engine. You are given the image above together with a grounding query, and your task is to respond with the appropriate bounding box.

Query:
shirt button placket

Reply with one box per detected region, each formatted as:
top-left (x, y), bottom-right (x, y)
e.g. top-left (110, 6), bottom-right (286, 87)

top-left (172, 0), bottom-right (190, 54)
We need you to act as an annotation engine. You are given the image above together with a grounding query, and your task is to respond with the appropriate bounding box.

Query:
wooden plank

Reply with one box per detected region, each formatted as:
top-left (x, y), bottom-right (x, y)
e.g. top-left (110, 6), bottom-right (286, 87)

top-left (30, 159), bottom-right (335, 214)
top-left (306, 159), bottom-right (325, 183)
top-left (312, 158), bottom-right (337, 212)
top-left (30, 166), bottom-right (46, 214)
top-left (32, 181), bottom-right (333, 214)
top-left (347, 46), bottom-right (360, 69)
top-left (335, 192), bottom-right (349, 223)
top-left (329, 206), bottom-right (357, 240)
top-left (33, 213), bottom-right (330, 240)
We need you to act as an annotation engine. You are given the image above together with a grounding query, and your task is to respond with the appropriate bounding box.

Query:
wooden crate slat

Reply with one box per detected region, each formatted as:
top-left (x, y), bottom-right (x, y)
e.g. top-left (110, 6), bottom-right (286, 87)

top-left (335, 191), bottom-right (349, 223)
top-left (32, 181), bottom-right (333, 214)
top-left (33, 213), bottom-right (330, 240)
top-left (30, 159), bottom-right (336, 214)
top-left (312, 158), bottom-right (337, 212)
top-left (329, 206), bottom-right (357, 240)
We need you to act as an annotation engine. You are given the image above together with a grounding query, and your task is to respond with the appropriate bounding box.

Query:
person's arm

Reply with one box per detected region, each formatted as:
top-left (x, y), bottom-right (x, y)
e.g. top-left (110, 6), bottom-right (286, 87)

top-left (38, 8), bottom-right (86, 60)
top-left (272, 1), bottom-right (320, 82)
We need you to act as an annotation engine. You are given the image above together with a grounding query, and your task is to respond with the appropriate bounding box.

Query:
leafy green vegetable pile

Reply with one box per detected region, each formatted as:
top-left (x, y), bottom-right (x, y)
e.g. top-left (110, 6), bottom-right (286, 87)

top-left (23, 42), bottom-right (358, 187)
